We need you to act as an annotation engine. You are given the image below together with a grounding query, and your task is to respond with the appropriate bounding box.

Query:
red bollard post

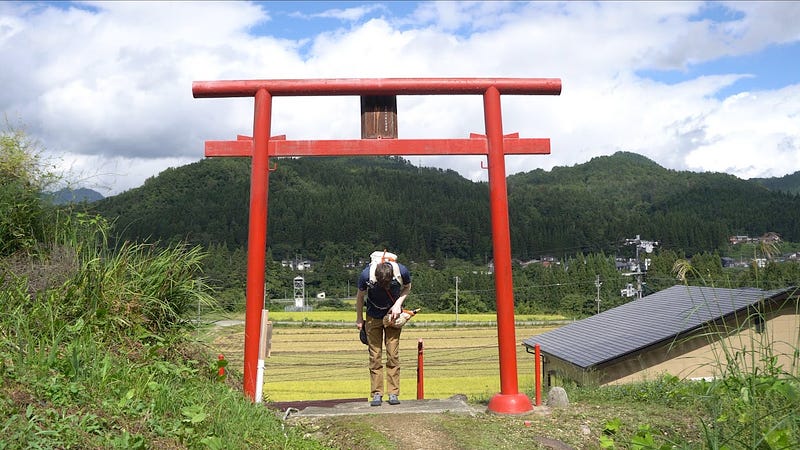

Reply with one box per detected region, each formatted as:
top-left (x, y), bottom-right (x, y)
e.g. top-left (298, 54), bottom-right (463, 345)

top-left (217, 354), bottom-right (227, 382)
top-left (417, 339), bottom-right (424, 400)
top-left (534, 344), bottom-right (542, 406)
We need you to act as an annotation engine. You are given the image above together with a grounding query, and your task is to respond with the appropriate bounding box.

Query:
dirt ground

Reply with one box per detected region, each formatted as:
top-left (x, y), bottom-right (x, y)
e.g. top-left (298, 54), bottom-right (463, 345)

top-left (285, 393), bottom-right (704, 450)
top-left (290, 405), bottom-right (606, 450)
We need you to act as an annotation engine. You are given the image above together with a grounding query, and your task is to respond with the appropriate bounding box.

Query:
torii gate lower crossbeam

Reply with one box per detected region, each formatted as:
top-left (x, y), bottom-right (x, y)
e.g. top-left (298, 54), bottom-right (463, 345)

top-left (193, 78), bottom-right (561, 414)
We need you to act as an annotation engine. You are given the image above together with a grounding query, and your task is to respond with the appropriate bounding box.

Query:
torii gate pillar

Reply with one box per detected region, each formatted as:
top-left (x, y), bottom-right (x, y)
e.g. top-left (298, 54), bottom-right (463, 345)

top-left (193, 78), bottom-right (561, 414)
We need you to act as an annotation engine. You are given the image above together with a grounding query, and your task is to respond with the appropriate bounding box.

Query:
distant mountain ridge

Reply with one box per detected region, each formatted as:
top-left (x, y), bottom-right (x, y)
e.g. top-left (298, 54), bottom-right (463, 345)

top-left (751, 171), bottom-right (800, 195)
top-left (505, 152), bottom-right (800, 257)
top-left (91, 152), bottom-right (800, 260)
top-left (49, 187), bottom-right (104, 205)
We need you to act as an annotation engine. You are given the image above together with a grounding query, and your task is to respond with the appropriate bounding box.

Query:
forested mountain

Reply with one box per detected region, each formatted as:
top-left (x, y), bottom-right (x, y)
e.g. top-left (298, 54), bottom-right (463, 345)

top-left (91, 152), bottom-right (800, 262)
top-left (751, 171), bottom-right (800, 195)
top-left (92, 156), bottom-right (491, 262)
top-left (508, 152), bottom-right (800, 257)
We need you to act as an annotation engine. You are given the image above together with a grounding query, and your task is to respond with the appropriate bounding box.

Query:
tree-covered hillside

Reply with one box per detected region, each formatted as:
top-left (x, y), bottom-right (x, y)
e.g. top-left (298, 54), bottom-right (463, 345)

top-left (752, 171), bottom-right (800, 195)
top-left (508, 152), bottom-right (800, 257)
top-left (92, 156), bottom-right (491, 262)
top-left (92, 152), bottom-right (800, 262)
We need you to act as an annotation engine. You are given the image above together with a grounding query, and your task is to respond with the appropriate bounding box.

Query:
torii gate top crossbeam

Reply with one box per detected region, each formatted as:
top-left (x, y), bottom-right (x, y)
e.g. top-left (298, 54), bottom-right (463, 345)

top-left (192, 77), bottom-right (561, 98)
top-left (194, 78), bottom-right (562, 159)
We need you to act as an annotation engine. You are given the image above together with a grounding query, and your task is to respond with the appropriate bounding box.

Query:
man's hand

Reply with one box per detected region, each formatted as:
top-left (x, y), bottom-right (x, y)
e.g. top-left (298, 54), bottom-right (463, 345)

top-left (390, 303), bottom-right (402, 321)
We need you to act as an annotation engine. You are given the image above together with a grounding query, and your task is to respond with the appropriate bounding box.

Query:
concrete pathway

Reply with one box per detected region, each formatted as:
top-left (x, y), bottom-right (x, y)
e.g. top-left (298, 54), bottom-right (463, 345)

top-left (269, 396), bottom-right (483, 418)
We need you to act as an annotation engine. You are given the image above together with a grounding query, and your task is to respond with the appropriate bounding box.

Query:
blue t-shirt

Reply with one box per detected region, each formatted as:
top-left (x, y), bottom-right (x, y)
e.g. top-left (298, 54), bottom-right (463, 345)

top-left (358, 263), bottom-right (411, 319)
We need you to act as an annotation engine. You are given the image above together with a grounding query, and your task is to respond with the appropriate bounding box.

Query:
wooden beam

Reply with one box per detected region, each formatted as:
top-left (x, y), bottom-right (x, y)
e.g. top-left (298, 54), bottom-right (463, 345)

top-left (205, 137), bottom-right (550, 158)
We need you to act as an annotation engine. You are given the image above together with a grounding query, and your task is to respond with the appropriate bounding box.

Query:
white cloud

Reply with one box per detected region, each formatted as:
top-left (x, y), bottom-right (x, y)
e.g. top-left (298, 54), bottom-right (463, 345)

top-left (722, 1), bottom-right (800, 48)
top-left (0, 1), bottom-right (799, 195)
top-left (310, 4), bottom-right (387, 22)
top-left (684, 85), bottom-right (800, 177)
top-left (54, 152), bottom-right (198, 195)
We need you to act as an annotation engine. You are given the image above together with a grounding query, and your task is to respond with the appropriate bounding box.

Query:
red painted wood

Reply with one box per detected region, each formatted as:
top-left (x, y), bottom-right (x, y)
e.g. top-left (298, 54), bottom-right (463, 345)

top-left (193, 77), bottom-right (561, 98)
top-left (417, 339), bottom-right (424, 400)
top-left (484, 86), bottom-right (533, 414)
top-left (535, 344), bottom-right (542, 406)
top-left (204, 137), bottom-right (551, 157)
top-left (242, 89), bottom-right (272, 401)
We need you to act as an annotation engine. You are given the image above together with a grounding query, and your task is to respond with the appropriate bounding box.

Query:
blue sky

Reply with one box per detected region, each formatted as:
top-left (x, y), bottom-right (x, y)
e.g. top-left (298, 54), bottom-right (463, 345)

top-left (638, 40), bottom-right (800, 99)
top-left (0, 1), bottom-right (798, 195)
top-left (252, 1), bottom-right (420, 38)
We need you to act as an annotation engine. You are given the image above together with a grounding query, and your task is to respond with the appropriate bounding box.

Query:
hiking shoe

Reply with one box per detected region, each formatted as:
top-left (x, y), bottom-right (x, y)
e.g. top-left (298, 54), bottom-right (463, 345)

top-left (388, 394), bottom-right (400, 405)
top-left (370, 394), bottom-right (382, 406)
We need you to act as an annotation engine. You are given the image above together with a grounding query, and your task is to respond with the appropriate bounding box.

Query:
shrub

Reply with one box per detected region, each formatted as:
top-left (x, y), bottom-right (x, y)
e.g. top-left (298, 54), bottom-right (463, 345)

top-left (0, 127), bottom-right (57, 256)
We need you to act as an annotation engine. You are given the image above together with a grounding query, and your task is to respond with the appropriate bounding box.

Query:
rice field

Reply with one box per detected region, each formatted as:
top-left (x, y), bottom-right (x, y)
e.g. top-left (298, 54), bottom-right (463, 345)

top-left (203, 309), bottom-right (565, 324)
top-left (201, 317), bottom-right (560, 402)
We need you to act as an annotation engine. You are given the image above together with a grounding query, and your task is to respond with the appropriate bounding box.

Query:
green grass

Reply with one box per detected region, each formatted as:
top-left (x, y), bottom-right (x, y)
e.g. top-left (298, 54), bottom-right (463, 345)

top-left (0, 215), bottom-right (332, 449)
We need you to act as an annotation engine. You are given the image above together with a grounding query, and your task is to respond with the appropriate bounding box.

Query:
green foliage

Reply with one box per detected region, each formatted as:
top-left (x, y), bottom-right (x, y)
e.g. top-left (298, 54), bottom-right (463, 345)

top-left (577, 369), bottom-right (800, 449)
top-left (600, 421), bottom-right (676, 450)
top-left (508, 153), bottom-right (800, 258)
top-left (92, 152), bottom-right (800, 266)
top-left (0, 127), bottom-right (59, 256)
top-left (84, 151), bottom-right (800, 316)
top-left (91, 156), bottom-right (493, 262)
top-left (513, 252), bottom-right (637, 315)
top-left (0, 131), bottom-right (329, 448)
top-left (573, 374), bottom-right (702, 409)
top-left (0, 224), bottom-right (327, 449)
top-left (752, 171), bottom-right (800, 195)
top-left (1, 332), bottom-right (326, 448)
top-left (736, 260), bottom-right (800, 290)
top-left (693, 325), bottom-right (800, 449)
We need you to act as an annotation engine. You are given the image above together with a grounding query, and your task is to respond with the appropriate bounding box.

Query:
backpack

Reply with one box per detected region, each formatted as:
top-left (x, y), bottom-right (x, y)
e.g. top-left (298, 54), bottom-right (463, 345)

top-left (368, 250), bottom-right (403, 287)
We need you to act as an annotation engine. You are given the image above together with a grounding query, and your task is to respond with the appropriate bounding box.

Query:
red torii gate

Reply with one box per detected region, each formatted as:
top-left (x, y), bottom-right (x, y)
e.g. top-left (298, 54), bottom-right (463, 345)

top-left (192, 78), bottom-right (561, 414)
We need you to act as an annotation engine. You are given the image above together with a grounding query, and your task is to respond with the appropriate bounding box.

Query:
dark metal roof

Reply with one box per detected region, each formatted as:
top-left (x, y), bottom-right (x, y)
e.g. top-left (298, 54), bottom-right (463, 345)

top-left (522, 285), bottom-right (792, 369)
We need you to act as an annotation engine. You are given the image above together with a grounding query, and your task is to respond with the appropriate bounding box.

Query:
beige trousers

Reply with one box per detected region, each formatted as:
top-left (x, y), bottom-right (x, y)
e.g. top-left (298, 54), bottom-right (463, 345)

top-left (366, 315), bottom-right (402, 396)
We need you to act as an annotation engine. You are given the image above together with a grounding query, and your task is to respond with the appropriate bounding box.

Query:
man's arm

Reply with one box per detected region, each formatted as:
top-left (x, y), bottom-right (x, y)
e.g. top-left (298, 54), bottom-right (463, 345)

top-left (390, 283), bottom-right (411, 319)
top-left (355, 289), bottom-right (366, 330)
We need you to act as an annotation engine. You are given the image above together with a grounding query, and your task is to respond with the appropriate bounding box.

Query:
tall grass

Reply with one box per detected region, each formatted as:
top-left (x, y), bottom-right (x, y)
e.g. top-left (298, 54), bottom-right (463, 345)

top-left (694, 294), bottom-right (800, 449)
top-left (679, 247), bottom-right (800, 449)
top-left (0, 214), bottom-right (330, 449)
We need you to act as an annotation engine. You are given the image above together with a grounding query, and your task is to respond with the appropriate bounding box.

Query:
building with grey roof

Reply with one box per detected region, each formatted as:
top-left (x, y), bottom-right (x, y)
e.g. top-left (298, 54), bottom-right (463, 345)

top-left (523, 285), bottom-right (799, 386)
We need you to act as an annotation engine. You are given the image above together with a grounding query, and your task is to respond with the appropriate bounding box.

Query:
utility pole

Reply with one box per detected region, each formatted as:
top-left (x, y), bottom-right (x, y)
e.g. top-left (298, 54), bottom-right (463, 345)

top-left (454, 276), bottom-right (460, 326)
top-left (622, 235), bottom-right (658, 299)
top-left (595, 274), bottom-right (602, 314)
